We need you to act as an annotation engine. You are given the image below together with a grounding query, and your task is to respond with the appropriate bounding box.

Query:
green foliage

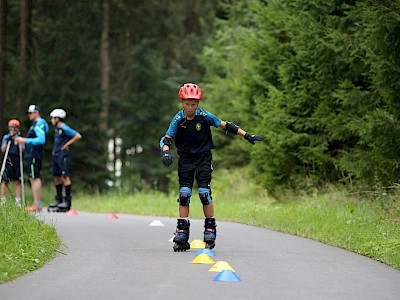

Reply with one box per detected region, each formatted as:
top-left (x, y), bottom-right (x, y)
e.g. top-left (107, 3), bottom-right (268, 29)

top-left (3, 1), bottom-right (216, 190)
top-left (4, 0), bottom-right (400, 191)
top-left (108, 1), bottom-right (214, 191)
top-left (199, 1), bottom-right (259, 169)
top-left (0, 202), bottom-right (60, 283)
top-left (201, 0), bottom-right (400, 190)
top-left (5, 1), bottom-right (107, 188)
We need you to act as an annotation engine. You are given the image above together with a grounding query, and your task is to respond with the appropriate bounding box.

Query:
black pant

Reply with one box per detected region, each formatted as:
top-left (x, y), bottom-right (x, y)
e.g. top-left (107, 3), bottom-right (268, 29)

top-left (178, 151), bottom-right (212, 189)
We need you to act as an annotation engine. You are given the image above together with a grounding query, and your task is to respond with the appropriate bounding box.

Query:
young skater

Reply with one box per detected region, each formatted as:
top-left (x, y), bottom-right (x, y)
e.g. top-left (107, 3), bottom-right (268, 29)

top-left (47, 108), bottom-right (81, 212)
top-left (1, 119), bottom-right (23, 206)
top-left (160, 83), bottom-right (262, 251)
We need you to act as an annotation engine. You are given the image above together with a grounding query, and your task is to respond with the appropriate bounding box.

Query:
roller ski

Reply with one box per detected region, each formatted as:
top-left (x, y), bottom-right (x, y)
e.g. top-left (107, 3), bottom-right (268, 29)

top-left (173, 219), bottom-right (190, 252)
top-left (47, 195), bottom-right (71, 213)
top-left (204, 217), bottom-right (217, 249)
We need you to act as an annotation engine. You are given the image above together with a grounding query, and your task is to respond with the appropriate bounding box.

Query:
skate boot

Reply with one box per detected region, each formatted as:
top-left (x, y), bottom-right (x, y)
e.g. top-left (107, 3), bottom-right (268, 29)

top-left (204, 217), bottom-right (217, 249)
top-left (47, 195), bottom-right (63, 212)
top-left (173, 219), bottom-right (190, 252)
top-left (56, 195), bottom-right (71, 212)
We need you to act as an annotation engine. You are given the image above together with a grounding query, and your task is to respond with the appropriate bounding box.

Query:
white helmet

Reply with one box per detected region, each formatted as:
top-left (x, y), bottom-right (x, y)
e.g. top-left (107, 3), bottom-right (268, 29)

top-left (50, 108), bottom-right (67, 119)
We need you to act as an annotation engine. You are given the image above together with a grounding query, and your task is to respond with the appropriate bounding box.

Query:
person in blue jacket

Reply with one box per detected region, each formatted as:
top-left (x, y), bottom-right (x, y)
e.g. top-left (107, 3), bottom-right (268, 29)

top-left (16, 105), bottom-right (49, 212)
top-left (1, 119), bottom-right (23, 206)
top-left (47, 108), bottom-right (81, 212)
top-left (160, 83), bottom-right (262, 251)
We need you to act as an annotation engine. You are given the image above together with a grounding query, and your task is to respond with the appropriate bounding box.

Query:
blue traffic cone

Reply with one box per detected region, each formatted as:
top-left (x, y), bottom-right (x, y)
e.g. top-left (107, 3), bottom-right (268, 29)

top-left (213, 270), bottom-right (241, 282)
top-left (195, 248), bottom-right (216, 257)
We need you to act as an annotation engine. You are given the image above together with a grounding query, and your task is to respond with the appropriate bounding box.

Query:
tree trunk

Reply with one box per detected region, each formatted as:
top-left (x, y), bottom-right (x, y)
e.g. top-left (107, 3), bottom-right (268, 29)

top-left (99, 0), bottom-right (110, 132)
top-left (17, 0), bottom-right (32, 113)
top-left (0, 0), bottom-right (6, 134)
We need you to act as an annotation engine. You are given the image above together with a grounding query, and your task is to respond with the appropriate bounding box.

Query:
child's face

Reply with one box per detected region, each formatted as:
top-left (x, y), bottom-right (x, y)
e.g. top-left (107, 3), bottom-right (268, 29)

top-left (51, 117), bottom-right (58, 126)
top-left (181, 99), bottom-right (199, 116)
top-left (9, 127), bottom-right (19, 135)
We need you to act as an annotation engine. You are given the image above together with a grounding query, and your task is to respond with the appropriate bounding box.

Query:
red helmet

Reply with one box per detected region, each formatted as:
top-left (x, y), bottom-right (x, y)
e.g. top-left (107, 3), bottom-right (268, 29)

top-left (179, 83), bottom-right (203, 100)
top-left (8, 119), bottom-right (20, 128)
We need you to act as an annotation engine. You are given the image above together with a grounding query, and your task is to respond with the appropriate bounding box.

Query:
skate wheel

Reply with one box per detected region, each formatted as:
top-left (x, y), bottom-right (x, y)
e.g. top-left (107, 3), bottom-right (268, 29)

top-left (173, 242), bottom-right (190, 252)
top-left (205, 242), bottom-right (215, 249)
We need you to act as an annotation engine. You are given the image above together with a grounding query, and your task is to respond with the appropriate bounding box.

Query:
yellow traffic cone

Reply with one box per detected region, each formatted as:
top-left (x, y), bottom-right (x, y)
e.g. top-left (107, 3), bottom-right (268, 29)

top-left (190, 239), bottom-right (205, 249)
top-left (191, 254), bottom-right (215, 264)
top-left (209, 261), bottom-right (235, 272)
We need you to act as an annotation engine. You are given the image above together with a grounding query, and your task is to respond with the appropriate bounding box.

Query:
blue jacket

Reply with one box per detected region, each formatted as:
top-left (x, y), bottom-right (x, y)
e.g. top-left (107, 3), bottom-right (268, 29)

top-left (25, 118), bottom-right (49, 159)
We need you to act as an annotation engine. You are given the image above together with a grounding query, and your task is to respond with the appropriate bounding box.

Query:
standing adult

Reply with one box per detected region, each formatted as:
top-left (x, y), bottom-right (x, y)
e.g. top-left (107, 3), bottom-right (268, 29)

top-left (16, 104), bottom-right (49, 212)
top-left (47, 108), bottom-right (81, 212)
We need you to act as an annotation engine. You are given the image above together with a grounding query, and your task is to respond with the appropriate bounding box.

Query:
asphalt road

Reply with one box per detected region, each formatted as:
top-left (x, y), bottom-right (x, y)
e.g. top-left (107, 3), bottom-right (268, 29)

top-left (1, 211), bottom-right (399, 300)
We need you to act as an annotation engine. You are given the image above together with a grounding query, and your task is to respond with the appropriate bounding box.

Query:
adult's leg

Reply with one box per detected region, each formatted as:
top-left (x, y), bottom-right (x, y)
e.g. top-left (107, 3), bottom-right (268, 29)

top-left (25, 158), bottom-right (43, 211)
top-left (30, 178), bottom-right (42, 203)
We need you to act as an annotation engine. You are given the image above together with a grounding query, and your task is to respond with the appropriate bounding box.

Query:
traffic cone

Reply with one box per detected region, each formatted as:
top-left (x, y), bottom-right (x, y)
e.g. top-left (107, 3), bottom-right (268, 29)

top-left (107, 214), bottom-right (118, 219)
top-left (195, 248), bottom-right (216, 257)
top-left (149, 220), bottom-right (164, 226)
top-left (190, 239), bottom-right (205, 248)
top-left (209, 261), bottom-right (235, 272)
top-left (66, 209), bottom-right (78, 216)
top-left (191, 254), bottom-right (215, 264)
top-left (213, 270), bottom-right (241, 282)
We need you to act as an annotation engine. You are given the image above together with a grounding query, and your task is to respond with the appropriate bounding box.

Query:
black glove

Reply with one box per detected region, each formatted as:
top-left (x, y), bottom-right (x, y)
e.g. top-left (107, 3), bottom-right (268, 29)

top-left (162, 150), bottom-right (173, 166)
top-left (244, 133), bottom-right (263, 144)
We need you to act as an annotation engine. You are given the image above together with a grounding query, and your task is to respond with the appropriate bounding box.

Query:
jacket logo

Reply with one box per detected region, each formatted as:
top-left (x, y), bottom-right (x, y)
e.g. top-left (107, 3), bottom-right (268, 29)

top-left (196, 123), bottom-right (201, 131)
top-left (59, 129), bottom-right (63, 135)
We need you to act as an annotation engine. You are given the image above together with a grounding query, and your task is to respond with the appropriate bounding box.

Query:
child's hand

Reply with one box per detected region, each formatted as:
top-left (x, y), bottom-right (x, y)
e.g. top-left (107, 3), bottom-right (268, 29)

top-left (244, 133), bottom-right (263, 144)
top-left (162, 150), bottom-right (173, 166)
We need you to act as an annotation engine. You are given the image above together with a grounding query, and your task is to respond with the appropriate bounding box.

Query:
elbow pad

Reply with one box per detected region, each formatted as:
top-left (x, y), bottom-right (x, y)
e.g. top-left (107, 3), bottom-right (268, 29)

top-left (225, 121), bottom-right (240, 135)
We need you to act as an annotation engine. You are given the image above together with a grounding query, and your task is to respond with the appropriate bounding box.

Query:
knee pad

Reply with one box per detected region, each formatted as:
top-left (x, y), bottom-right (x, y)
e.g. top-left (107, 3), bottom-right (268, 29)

top-left (198, 187), bottom-right (212, 205)
top-left (178, 187), bottom-right (192, 206)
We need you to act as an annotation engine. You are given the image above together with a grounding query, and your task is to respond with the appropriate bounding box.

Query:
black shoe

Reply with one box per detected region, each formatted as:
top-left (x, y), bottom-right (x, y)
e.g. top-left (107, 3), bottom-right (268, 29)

top-left (57, 201), bottom-right (71, 212)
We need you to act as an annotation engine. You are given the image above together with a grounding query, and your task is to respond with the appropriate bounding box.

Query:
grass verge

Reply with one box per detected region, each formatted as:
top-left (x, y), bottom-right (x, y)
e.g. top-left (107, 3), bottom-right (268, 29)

top-left (74, 168), bottom-right (400, 270)
top-left (0, 202), bottom-right (61, 284)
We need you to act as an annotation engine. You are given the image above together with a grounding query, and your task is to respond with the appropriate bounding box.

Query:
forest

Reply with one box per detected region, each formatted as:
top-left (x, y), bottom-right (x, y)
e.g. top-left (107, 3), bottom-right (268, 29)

top-left (1, 0), bottom-right (400, 193)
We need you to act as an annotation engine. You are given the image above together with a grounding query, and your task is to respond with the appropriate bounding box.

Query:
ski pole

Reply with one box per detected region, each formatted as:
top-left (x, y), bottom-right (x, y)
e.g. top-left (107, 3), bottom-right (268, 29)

top-left (19, 143), bottom-right (25, 208)
top-left (0, 140), bottom-right (11, 182)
